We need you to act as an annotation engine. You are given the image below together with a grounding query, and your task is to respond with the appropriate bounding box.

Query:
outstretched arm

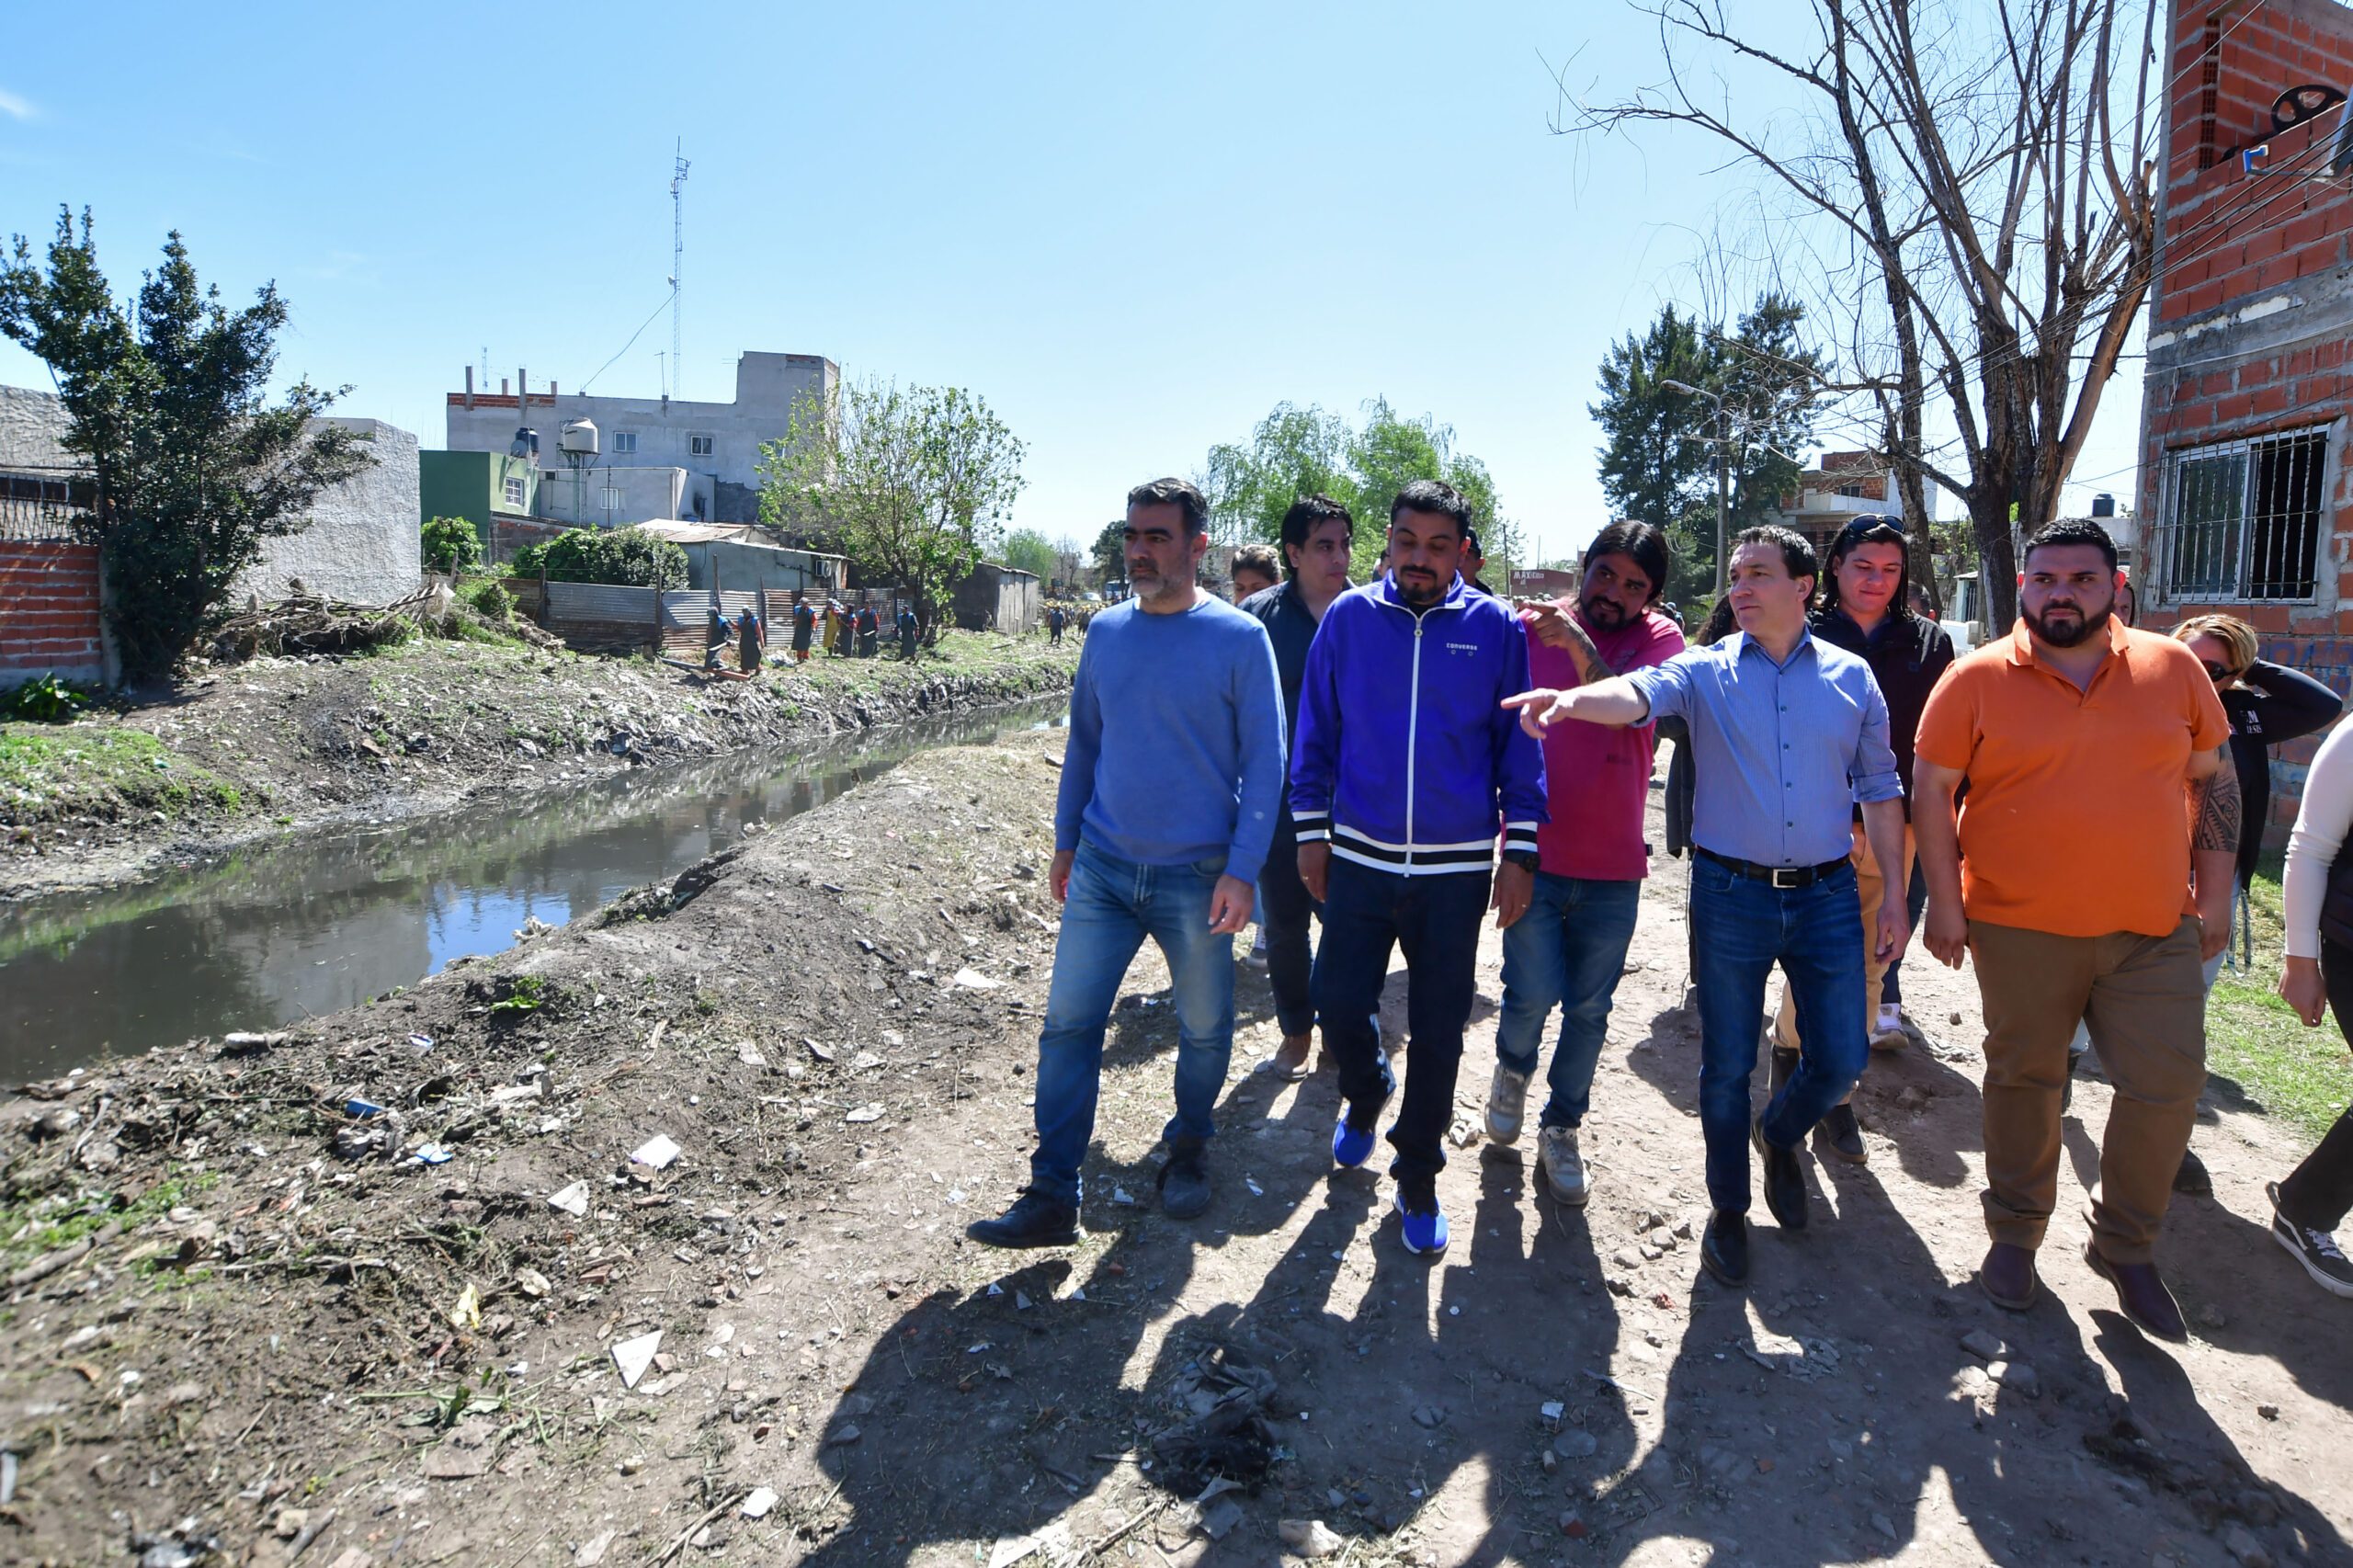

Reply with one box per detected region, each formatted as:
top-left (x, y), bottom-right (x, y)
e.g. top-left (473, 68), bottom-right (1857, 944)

top-left (1500, 677), bottom-right (1651, 736)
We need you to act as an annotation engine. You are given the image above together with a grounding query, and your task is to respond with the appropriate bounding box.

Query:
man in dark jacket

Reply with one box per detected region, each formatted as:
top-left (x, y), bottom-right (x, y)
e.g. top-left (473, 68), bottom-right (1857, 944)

top-left (1241, 494), bottom-right (1357, 1081)
top-left (1768, 516), bottom-right (1952, 1163)
top-left (1292, 480), bottom-right (1547, 1255)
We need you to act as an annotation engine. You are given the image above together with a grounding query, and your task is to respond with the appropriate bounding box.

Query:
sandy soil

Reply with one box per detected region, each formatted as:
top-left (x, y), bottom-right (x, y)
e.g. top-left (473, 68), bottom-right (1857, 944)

top-left (0, 736), bottom-right (2343, 1568)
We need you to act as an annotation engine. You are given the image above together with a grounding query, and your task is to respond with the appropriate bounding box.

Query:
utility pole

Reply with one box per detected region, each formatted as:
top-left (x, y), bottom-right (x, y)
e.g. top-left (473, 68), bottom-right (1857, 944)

top-left (670, 140), bottom-right (690, 403)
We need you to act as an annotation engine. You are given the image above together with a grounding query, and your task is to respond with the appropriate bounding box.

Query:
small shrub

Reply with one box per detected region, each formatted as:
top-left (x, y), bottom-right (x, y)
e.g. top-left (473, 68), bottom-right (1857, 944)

top-left (509, 542), bottom-right (549, 577)
top-left (2, 674), bottom-right (86, 723)
top-left (459, 579), bottom-right (514, 621)
top-left (422, 517), bottom-right (483, 575)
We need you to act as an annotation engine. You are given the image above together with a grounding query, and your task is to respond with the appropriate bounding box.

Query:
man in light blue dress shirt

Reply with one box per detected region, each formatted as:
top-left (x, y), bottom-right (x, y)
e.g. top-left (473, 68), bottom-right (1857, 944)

top-left (1505, 526), bottom-right (1909, 1288)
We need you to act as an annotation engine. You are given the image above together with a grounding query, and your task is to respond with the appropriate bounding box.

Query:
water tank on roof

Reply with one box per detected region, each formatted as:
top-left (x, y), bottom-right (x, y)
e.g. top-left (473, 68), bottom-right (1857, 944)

top-left (2091, 492), bottom-right (2115, 517)
top-left (560, 418), bottom-right (599, 457)
top-left (510, 426), bottom-right (539, 460)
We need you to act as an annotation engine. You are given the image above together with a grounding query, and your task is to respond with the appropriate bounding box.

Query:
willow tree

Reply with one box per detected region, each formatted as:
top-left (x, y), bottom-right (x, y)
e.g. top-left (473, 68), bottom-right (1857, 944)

top-left (1568, 0), bottom-right (2160, 630)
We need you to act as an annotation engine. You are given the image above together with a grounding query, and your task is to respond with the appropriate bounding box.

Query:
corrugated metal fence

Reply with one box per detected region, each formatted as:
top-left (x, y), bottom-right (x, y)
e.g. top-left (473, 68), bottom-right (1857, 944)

top-left (525, 581), bottom-right (907, 656)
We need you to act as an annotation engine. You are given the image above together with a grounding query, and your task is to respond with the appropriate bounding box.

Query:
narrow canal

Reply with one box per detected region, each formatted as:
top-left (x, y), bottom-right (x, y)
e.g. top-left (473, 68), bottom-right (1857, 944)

top-left (1, 698), bottom-right (1068, 1081)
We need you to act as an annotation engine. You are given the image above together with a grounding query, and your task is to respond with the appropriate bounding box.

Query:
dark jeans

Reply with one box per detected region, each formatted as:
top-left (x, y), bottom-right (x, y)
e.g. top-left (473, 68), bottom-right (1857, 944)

top-left (1028, 842), bottom-right (1233, 1203)
top-left (1494, 874), bottom-right (1643, 1129)
top-left (1314, 857), bottom-right (1491, 1181)
top-left (1689, 855), bottom-right (1870, 1214)
top-left (1259, 808), bottom-right (1319, 1038)
top-left (1881, 855), bottom-right (1932, 1007)
top-left (2279, 940), bottom-right (2353, 1232)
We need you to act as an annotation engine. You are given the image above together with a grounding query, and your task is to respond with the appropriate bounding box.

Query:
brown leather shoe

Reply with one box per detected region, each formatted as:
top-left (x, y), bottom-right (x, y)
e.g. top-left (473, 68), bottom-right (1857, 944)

top-left (2084, 1243), bottom-right (2189, 1343)
top-left (1271, 1033), bottom-right (1312, 1082)
top-left (1980, 1243), bottom-right (2038, 1311)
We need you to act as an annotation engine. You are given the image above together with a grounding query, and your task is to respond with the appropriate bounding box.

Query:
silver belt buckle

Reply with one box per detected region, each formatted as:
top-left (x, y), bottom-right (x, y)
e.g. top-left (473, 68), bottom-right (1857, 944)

top-left (1771, 867), bottom-right (1801, 889)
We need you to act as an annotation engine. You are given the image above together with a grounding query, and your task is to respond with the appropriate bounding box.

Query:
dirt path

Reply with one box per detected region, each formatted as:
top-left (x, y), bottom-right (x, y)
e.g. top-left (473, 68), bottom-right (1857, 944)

top-left (1, 735), bottom-right (2344, 1568)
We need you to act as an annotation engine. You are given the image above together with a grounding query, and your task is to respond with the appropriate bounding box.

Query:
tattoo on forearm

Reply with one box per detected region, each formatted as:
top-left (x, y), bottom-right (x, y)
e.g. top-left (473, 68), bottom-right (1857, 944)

top-left (1558, 617), bottom-right (1616, 685)
top-left (2192, 762), bottom-right (2243, 853)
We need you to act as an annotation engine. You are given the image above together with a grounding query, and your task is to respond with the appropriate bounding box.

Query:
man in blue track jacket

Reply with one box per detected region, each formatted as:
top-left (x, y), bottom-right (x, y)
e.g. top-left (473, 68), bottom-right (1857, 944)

top-left (1292, 479), bottom-right (1548, 1254)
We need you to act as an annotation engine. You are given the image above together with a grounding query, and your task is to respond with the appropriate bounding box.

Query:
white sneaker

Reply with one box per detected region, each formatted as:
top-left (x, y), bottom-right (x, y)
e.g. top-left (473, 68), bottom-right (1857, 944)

top-left (1540, 1124), bottom-right (1589, 1207)
top-left (1485, 1064), bottom-right (1531, 1145)
top-left (1870, 1004), bottom-right (1908, 1049)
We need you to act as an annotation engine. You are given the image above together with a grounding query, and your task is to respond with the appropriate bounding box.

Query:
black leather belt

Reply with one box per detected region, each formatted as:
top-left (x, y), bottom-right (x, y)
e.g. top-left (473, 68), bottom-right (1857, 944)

top-left (1695, 846), bottom-right (1849, 889)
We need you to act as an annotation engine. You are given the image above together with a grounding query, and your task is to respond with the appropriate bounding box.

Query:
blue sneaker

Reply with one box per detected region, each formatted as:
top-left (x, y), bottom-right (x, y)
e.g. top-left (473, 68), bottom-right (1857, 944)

top-left (1395, 1176), bottom-right (1448, 1255)
top-left (1332, 1111), bottom-right (1377, 1169)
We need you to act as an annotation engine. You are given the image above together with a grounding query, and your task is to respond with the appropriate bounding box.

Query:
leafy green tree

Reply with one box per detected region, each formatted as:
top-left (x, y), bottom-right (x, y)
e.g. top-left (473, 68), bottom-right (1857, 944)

top-left (1590, 293), bottom-right (1824, 605)
top-left (0, 210), bottom-right (375, 678)
top-left (540, 526), bottom-right (686, 588)
top-left (1200, 398), bottom-right (1517, 584)
top-left (757, 377), bottom-right (1026, 633)
top-left (997, 527), bottom-right (1059, 580)
top-left (421, 516), bottom-right (483, 575)
top-left (1089, 520), bottom-right (1125, 582)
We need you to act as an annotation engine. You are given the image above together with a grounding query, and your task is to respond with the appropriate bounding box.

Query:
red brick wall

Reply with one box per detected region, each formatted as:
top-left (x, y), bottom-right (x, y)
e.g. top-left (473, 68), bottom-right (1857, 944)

top-left (0, 539), bottom-right (106, 686)
top-left (2156, 0), bottom-right (2353, 324)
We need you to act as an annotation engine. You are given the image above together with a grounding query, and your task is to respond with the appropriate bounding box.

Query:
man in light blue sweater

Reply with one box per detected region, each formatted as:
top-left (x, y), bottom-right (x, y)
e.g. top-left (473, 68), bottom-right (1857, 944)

top-left (970, 477), bottom-right (1287, 1248)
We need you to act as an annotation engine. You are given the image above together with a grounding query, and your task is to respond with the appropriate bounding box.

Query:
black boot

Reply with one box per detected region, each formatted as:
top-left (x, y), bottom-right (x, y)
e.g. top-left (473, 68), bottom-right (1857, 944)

top-left (1752, 1116), bottom-right (1809, 1231)
top-left (1768, 1046), bottom-right (1799, 1100)
top-left (1157, 1137), bottom-right (1212, 1220)
top-left (1701, 1210), bottom-right (1749, 1286)
top-left (967, 1188), bottom-right (1079, 1249)
top-left (1814, 1103), bottom-right (1869, 1165)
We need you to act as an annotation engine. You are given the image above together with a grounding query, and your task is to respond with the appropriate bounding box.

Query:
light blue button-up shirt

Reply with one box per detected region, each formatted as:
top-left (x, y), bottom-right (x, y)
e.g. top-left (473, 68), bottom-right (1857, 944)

top-left (1627, 630), bottom-right (1902, 868)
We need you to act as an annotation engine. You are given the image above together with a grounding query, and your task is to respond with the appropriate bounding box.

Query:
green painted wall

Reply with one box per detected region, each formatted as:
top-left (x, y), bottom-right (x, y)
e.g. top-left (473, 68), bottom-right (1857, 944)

top-left (419, 450), bottom-right (539, 551)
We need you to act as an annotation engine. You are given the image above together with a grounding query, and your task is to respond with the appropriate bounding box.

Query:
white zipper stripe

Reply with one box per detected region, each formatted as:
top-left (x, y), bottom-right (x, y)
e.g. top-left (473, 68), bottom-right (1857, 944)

top-left (1333, 824), bottom-right (1497, 854)
top-left (1406, 612), bottom-right (1423, 868)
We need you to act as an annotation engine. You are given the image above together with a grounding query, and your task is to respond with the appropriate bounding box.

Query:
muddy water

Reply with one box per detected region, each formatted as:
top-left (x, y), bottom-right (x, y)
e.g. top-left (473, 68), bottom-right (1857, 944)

top-left (1, 699), bottom-right (1068, 1081)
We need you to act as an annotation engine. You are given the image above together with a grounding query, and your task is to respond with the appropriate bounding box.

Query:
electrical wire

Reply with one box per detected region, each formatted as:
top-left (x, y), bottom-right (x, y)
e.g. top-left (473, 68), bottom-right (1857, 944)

top-left (578, 290), bottom-right (677, 397)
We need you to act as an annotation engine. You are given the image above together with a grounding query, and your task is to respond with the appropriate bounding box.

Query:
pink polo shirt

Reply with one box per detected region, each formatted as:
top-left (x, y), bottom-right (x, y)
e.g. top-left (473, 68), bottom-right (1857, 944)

top-left (1527, 604), bottom-right (1686, 881)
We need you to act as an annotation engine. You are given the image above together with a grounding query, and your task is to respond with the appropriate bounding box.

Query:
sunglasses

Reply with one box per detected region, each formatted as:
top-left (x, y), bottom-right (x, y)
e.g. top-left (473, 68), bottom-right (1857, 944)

top-left (2201, 661), bottom-right (2234, 683)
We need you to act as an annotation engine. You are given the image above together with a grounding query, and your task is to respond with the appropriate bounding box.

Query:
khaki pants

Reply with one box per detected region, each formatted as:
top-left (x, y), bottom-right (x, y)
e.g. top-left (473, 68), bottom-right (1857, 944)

top-left (1968, 917), bottom-right (2206, 1265)
top-left (1773, 823), bottom-right (1913, 1056)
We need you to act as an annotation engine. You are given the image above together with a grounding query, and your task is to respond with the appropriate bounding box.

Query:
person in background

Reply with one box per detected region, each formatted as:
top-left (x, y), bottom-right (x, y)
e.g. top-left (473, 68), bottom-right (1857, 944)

top-left (1241, 495), bottom-right (1358, 1079)
top-left (1909, 582), bottom-right (1938, 619)
top-left (1293, 481), bottom-right (1546, 1255)
top-left (2269, 716), bottom-right (2353, 1297)
top-left (790, 592), bottom-right (816, 664)
top-left (858, 603), bottom-right (880, 657)
top-left (820, 597), bottom-right (842, 658)
top-left (1485, 521), bottom-right (1685, 1207)
top-left (1914, 518), bottom-right (2234, 1342)
top-left (1766, 517), bottom-right (1952, 1165)
top-left (969, 477), bottom-right (1286, 1246)
top-left (1506, 527), bottom-right (1907, 1288)
top-left (1460, 528), bottom-right (1494, 595)
top-left (1048, 603), bottom-right (1067, 645)
top-left (737, 604), bottom-right (766, 674)
top-left (1230, 543), bottom-right (1280, 604)
top-left (897, 604), bottom-right (920, 660)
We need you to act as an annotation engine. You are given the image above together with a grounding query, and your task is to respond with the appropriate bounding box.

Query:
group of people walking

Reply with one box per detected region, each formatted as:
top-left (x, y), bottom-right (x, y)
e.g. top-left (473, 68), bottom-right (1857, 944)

top-left (783, 591), bottom-right (917, 663)
top-left (967, 475), bottom-right (2353, 1343)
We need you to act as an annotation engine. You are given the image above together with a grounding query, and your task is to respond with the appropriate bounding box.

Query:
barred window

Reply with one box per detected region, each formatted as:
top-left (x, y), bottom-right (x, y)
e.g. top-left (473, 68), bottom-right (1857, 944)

top-left (2158, 427), bottom-right (2330, 602)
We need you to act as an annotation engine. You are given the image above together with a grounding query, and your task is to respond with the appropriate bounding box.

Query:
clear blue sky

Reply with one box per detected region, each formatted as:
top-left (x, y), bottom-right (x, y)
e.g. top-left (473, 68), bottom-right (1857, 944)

top-left (0, 2), bottom-right (2142, 566)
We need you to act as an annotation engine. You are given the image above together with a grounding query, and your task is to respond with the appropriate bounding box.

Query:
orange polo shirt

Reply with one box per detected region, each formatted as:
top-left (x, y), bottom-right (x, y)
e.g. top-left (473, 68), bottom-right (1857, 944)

top-left (1914, 619), bottom-right (2230, 937)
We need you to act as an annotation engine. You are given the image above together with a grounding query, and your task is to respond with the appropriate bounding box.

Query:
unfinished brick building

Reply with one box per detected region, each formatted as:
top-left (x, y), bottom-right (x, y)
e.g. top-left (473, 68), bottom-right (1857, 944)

top-left (2140, 0), bottom-right (2353, 840)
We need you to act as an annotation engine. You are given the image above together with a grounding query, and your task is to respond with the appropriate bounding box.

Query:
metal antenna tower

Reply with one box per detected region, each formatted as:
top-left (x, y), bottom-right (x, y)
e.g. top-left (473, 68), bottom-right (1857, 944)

top-left (669, 140), bottom-right (689, 402)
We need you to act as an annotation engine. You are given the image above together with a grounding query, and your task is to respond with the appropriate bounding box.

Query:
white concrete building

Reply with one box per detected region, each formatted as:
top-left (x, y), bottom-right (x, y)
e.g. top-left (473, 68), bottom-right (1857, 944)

top-left (443, 350), bottom-right (836, 525)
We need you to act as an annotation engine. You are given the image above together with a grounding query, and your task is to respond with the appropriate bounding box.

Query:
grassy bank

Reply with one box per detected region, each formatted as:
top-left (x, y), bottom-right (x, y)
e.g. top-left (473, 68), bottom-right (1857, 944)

top-left (2205, 870), bottom-right (2353, 1142)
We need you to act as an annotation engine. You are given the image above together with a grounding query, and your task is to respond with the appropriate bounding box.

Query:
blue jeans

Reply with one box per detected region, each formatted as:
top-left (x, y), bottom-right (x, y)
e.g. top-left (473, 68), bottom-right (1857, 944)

top-left (1028, 841), bottom-right (1234, 1203)
top-left (1494, 874), bottom-right (1643, 1130)
top-left (1689, 855), bottom-right (1869, 1213)
top-left (1314, 857), bottom-right (1492, 1181)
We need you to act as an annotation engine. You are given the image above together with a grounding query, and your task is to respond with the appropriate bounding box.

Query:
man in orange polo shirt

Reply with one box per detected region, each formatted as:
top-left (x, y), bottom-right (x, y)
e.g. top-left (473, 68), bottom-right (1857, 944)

top-left (1914, 518), bottom-right (2237, 1344)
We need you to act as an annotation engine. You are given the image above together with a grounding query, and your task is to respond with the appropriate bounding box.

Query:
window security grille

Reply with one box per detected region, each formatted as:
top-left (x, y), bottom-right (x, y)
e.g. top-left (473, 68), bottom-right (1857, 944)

top-left (2158, 426), bottom-right (2331, 602)
top-left (504, 476), bottom-right (526, 508)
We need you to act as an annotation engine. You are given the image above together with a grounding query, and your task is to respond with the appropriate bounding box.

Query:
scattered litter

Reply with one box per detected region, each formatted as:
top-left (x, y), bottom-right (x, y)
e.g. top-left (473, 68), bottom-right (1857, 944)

top-left (449, 1283), bottom-right (482, 1330)
top-left (631, 1134), bottom-right (682, 1170)
top-left (1279, 1519), bottom-right (1344, 1558)
top-left (1540, 1400), bottom-right (1565, 1422)
top-left (515, 1269), bottom-right (551, 1298)
top-left (406, 1034), bottom-right (435, 1051)
top-left (1015, 1291), bottom-right (1033, 1311)
top-left (346, 1099), bottom-right (385, 1119)
top-left (1196, 1501), bottom-right (1245, 1540)
top-left (1245, 1178), bottom-right (1265, 1197)
top-left (409, 1144), bottom-right (454, 1165)
top-left (986, 1283), bottom-right (1004, 1297)
top-left (223, 1030), bottom-right (291, 1051)
top-left (804, 1039), bottom-right (835, 1062)
top-left (1111, 1187), bottom-right (1138, 1206)
top-left (1068, 1287), bottom-right (1086, 1302)
top-left (548, 1181), bottom-right (591, 1217)
top-left (968, 1343), bottom-right (994, 1354)
top-left (742, 1487), bottom-right (779, 1519)
top-left (951, 968), bottom-right (1005, 990)
top-left (738, 1041), bottom-right (767, 1067)
top-left (611, 1331), bottom-right (663, 1390)
top-left (491, 1082), bottom-right (544, 1105)
top-left (845, 1103), bottom-right (884, 1124)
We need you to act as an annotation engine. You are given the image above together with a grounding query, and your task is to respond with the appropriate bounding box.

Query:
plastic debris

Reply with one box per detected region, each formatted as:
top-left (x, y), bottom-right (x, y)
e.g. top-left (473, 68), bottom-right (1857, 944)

top-left (741, 1487), bottom-right (779, 1519)
top-left (410, 1144), bottom-right (454, 1165)
top-left (1111, 1187), bottom-right (1138, 1206)
top-left (844, 1104), bottom-right (883, 1124)
top-left (1279, 1519), bottom-right (1344, 1558)
top-left (407, 1033), bottom-right (435, 1051)
top-left (952, 968), bottom-right (1005, 990)
top-left (346, 1099), bottom-right (385, 1119)
top-left (515, 1268), bottom-right (551, 1298)
top-left (631, 1134), bottom-right (682, 1170)
top-left (491, 1082), bottom-right (544, 1105)
top-left (449, 1283), bottom-right (482, 1330)
top-left (223, 1031), bottom-right (291, 1051)
top-left (611, 1331), bottom-right (663, 1389)
top-left (1245, 1178), bottom-right (1265, 1196)
top-left (804, 1039), bottom-right (835, 1062)
top-left (548, 1181), bottom-right (591, 1217)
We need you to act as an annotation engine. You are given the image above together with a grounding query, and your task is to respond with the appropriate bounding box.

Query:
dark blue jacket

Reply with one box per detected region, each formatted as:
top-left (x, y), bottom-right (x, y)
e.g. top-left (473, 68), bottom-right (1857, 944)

top-left (1290, 574), bottom-right (1546, 875)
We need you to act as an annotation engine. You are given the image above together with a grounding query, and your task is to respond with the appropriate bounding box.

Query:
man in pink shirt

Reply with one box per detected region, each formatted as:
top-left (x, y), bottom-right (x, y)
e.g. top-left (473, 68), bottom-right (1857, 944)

top-left (1485, 522), bottom-right (1686, 1205)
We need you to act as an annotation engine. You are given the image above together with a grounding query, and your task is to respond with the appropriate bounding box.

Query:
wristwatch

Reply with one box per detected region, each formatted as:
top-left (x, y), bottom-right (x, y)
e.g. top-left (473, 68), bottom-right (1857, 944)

top-left (1501, 848), bottom-right (1541, 872)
